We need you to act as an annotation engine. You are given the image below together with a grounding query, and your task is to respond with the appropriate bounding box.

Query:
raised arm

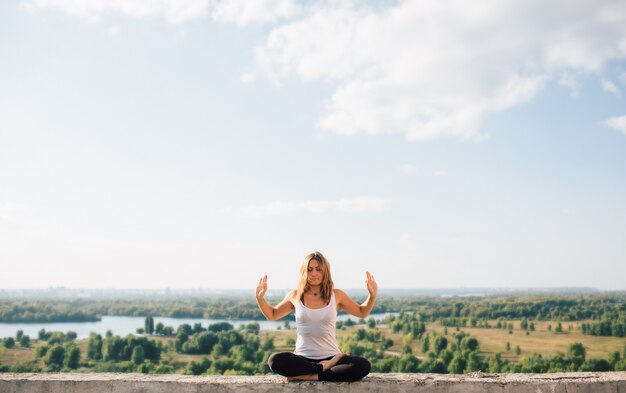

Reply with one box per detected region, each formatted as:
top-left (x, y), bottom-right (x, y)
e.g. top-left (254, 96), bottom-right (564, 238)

top-left (255, 275), bottom-right (295, 321)
top-left (336, 271), bottom-right (378, 318)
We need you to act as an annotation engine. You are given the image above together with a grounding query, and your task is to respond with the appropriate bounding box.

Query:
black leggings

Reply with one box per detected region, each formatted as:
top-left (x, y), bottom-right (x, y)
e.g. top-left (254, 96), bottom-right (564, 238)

top-left (267, 352), bottom-right (370, 382)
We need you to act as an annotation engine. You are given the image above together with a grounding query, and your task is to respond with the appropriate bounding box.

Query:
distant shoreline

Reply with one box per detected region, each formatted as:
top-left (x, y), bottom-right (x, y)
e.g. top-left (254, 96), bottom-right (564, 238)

top-left (0, 287), bottom-right (616, 300)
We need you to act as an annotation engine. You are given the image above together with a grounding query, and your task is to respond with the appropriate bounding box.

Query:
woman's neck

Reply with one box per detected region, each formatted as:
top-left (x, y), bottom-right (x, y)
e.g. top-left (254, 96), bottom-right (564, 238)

top-left (308, 285), bottom-right (321, 293)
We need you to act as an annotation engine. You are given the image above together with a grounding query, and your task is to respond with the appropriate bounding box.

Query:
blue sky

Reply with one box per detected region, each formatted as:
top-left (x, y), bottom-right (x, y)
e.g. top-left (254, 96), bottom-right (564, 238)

top-left (1, 0), bottom-right (625, 290)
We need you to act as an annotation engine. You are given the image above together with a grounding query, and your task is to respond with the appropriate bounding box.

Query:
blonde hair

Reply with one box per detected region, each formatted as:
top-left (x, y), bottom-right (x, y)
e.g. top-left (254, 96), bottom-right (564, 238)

top-left (296, 251), bottom-right (334, 303)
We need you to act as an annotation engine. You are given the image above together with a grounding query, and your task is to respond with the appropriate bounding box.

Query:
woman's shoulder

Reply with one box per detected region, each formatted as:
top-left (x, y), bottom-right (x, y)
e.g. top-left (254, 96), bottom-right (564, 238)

top-left (333, 288), bottom-right (347, 300)
top-left (285, 289), bottom-right (298, 302)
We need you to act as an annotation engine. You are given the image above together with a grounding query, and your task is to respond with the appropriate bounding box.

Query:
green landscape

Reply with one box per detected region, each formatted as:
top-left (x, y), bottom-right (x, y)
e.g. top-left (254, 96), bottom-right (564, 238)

top-left (1, 293), bottom-right (625, 375)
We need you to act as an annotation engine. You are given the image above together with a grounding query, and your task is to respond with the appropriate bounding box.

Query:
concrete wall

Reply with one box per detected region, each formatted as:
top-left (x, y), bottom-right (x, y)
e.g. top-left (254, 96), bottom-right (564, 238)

top-left (1, 372), bottom-right (626, 393)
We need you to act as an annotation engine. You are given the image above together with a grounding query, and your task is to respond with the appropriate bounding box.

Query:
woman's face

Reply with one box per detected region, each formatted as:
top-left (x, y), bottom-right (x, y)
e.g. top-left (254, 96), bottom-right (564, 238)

top-left (307, 259), bottom-right (323, 286)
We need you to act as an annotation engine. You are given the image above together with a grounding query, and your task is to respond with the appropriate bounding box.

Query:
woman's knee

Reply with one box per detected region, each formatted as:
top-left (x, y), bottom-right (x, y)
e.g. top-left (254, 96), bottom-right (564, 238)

top-left (352, 356), bottom-right (371, 378)
top-left (267, 352), bottom-right (291, 373)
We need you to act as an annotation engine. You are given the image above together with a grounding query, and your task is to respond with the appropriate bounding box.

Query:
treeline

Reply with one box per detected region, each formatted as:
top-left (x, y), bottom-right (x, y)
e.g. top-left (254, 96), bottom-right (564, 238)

top-left (386, 294), bottom-right (625, 321)
top-left (0, 297), bottom-right (390, 323)
top-left (0, 299), bottom-right (262, 323)
top-left (2, 293), bottom-right (624, 324)
top-left (580, 318), bottom-right (625, 337)
top-left (0, 302), bottom-right (99, 323)
top-left (440, 315), bottom-right (626, 338)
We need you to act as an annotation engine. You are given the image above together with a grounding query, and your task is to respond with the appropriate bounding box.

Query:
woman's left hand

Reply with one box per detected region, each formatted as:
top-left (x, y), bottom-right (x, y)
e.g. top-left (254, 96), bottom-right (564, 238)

top-left (365, 271), bottom-right (378, 297)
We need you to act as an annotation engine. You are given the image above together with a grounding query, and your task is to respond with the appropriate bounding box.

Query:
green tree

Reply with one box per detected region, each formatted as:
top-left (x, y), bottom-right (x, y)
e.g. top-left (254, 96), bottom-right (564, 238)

top-left (431, 335), bottom-right (448, 353)
top-left (396, 354), bottom-right (420, 372)
top-left (581, 358), bottom-right (611, 372)
top-left (16, 330), bottom-right (23, 342)
top-left (466, 352), bottom-right (483, 372)
top-left (515, 345), bottom-right (522, 355)
top-left (64, 345), bottom-right (81, 369)
top-left (555, 322), bottom-right (563, 333)
top-left (38, 329), bottom-right (49, 340)
top-left (2, 337), bottom-right (15, 349)
top-left (488, 353), bottom-right (502, 373)
top-left (520, 318), bottom-right (528, 330)
top-left (568, 342), bottom-right (586, 369)
top-left (175, 330), bottom-right (189, 352)
top-left (19, 335), bottom-right (30, 348)
top-left (44, 344), bottom-right (65, 370)
top-left (145, 316), bottom-right (154, 335)
top-left (367, 318), bottom-right (377, 329)
top-left (132, 345), bottom-right (145, 365)
top-left (568, 342), bottom-right (586, 359)
top-left (186, 357), bottom-right (211, 375)
top-left (36, 345), bottom-right (49, 358)
top-left (429, 358), bottom-right (448, 373)
top-left (608, 351), bottom-right (621, 368)
top-left (87, 333), bottom-right (103, 360)
top-left (461, 337), bottom-right (479, 352)
top-left (448, 353), bottom-right (467, 374)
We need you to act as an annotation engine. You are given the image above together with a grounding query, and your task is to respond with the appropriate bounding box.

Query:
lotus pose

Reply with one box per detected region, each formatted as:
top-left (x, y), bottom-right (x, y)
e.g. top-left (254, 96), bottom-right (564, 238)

top-left (255, 251), bottom-right (378, 382)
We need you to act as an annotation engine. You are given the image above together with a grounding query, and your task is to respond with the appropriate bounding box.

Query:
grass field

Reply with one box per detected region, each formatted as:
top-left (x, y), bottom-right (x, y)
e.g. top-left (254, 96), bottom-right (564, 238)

top-left (426, 320), bottom-right (626, 361)
top-left (260, 320), bottom-right (626, 362)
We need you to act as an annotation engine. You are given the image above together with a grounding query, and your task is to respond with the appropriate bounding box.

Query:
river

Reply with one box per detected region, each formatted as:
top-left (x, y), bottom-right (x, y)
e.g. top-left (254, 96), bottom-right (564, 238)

top-left (0, 313), bottom-right (399, 339)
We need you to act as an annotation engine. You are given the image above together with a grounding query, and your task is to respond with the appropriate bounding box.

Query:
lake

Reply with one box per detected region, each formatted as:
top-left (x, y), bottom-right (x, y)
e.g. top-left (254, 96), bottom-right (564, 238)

top-left (0, 313), bottom-right (399, 339)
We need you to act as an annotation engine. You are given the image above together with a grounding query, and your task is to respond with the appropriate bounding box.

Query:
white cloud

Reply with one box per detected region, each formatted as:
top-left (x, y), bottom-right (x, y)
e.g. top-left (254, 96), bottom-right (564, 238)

top-left (212, 0), bottom-right (301, 27)
top-left (256, 0), bottom-right (626, 141)
top-left (239, 72), bottom-right (256, 84)
top-left (433, 171), bottom-right (448, 178)
top-left (602, 79), bottom-right (621, 96)
top-left (398, 164), bottom-right (416, 174)
top-left (30, 0), bottom-right (214, 23)
top-left (559, 72), bottom-right (580, 97)
top-left (603, 115), bottom-right (626, 135)
top-left (396, 233), bottom-right (413, 245)
top-left (231, 196), bottom-right (391, 218)
top-left (107, 25), bottom-right (121, 36)
top-left (29, 0), bottom-right (300, 25)
top-left (27, 0), bottom-right (626, 141)
top-left (0, 202), bottom-right (27, 221)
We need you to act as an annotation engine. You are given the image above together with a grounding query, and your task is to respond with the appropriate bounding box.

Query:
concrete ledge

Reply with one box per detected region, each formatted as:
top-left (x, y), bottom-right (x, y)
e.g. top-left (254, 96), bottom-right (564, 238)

top-left (1, 372), bottom-right (626, 392)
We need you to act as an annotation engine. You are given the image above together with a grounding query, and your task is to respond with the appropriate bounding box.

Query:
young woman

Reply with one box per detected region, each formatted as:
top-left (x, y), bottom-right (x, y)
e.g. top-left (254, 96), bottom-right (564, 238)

top-left (255, 251), bottom-right (378, 382)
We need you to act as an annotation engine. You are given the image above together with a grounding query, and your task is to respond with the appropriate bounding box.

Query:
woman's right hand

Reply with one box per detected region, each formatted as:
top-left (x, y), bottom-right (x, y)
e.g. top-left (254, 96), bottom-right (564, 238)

top-left (256, 275), bottom-right (268, 300)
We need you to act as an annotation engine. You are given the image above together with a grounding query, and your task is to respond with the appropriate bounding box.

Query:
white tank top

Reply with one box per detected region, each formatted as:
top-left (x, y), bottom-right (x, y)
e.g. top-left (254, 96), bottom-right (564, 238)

top-left (293, 290), bottom-right (342, 359)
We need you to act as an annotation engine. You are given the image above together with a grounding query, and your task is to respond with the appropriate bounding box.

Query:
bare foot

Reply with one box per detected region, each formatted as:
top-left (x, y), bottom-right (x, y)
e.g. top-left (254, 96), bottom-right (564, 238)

top-left (286, 374), bottom-right (318, 382)
top-left (319, 353), bottom-right (348, 372)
